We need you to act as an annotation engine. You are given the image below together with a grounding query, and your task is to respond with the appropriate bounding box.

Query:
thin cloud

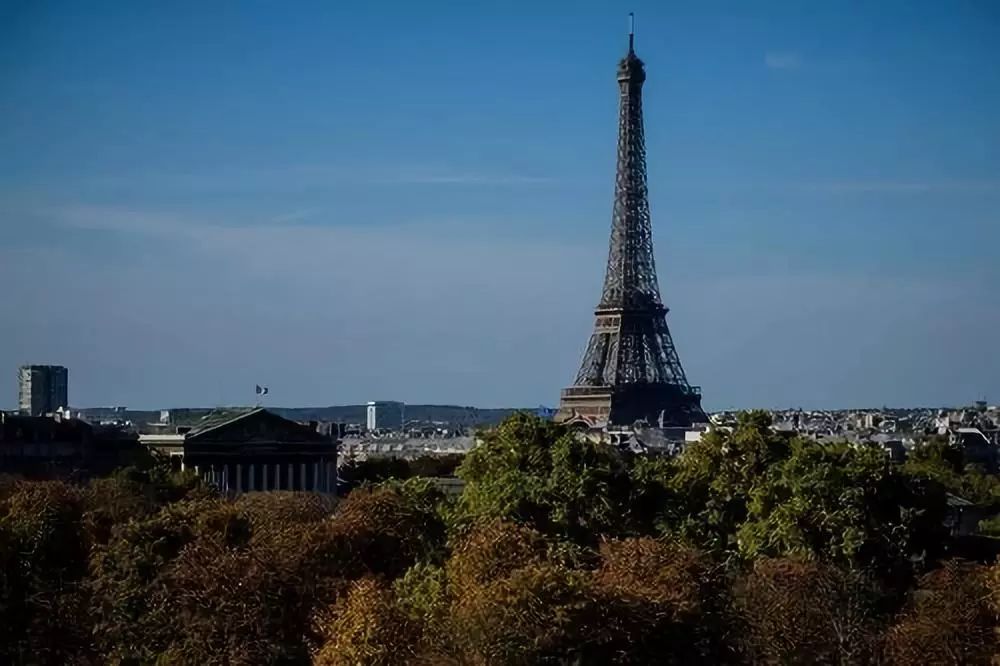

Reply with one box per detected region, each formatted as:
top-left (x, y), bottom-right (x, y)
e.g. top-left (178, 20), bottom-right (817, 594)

top-left (765, 51), bottom-right (802, 70)
top-left (803, 179), bottom-right (1000, 194)
top-left (2, 201), bottom-right (600, 407)
top-left (270, 208), bottom-right (318, 224)
top-left (386, 173), bottom-right (555, 186)
top-left (44, 204), bottom-right (545, 241)
top-left (53, 205), bottom-right (190, 235)
top-left (82, 164), bottom-right (556, 193)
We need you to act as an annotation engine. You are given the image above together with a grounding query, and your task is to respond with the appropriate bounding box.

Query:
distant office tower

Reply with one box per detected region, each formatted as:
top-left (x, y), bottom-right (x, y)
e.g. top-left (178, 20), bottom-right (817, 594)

top-left (556, 23), bottom-right (706, 430)
top-left (18, 365), bottom-right (69, 416)
top-left (366, 401), bottom-right (405, 431)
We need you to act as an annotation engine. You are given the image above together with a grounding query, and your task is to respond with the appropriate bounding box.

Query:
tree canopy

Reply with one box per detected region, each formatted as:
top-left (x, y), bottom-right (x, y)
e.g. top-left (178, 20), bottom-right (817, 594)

top-left (1, 413), bottom-right (999, 664)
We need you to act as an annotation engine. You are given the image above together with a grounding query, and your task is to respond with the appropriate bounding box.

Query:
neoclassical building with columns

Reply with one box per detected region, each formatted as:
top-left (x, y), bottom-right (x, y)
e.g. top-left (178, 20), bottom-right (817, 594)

top-left (141, 408), bottom-right (338, 493)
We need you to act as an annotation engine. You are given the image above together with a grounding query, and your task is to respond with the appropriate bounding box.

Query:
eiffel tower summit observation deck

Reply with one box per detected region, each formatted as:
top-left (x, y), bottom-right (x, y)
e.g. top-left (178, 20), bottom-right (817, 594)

top-left (556, 19), bottom-right (707, 431)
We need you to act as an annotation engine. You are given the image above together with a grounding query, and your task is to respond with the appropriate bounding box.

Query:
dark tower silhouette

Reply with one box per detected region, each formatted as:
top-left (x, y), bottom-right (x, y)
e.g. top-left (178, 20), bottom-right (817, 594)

top-left (557, 18), bottom-right (706, 429)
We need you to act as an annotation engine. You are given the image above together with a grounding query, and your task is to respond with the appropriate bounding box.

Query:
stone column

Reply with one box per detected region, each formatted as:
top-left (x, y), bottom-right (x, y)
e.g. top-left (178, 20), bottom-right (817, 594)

top-left (236, 464), bottom-right (243, 493)
top-left (288, 463), bottom-right (295, 490)
top-left (275, 463), bottom-right (281, 490)
top-left (262, 463), bottom-right (268, 491)
top-left (300, 463), bottom-right (307, 492)
top-left (248, 464), bottom-right (255, 492)
top-left (313, 462), bottom-right (320, 491)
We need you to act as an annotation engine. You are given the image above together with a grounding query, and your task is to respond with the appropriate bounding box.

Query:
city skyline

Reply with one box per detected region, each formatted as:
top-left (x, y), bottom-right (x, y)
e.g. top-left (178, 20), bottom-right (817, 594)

top-left (2, 2), bottom-right (998, 410)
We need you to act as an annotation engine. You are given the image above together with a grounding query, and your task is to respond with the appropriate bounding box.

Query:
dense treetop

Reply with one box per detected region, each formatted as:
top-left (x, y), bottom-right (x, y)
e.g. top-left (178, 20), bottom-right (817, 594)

top-left (2, 412), bottom-right (999, 664)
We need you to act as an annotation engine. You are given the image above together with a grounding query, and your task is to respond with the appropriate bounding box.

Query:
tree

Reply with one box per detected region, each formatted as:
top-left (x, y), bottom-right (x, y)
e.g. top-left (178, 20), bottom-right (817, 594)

top-left (735, 558), bottom-right (881, 665)
top-left (325, 479), bottom-right (447, 579)
top-left (393, 562), bottom-right (452, 661)
top-left (409, 453), bottom-right (465, 478)
top-left (0, 480), bottom-right (93, 664)
top-left (907, 437), bottom-right (964, 474)
top-left (337, 456), bottom-right (411, 492)
top-left (88, 497), bottom-right (237, 662)
top-left (738, 439), bottom-right (950, 579)
top-left (455, 413), bottom-right (636, 543)
top-left (905, 437), bottom-right (1000, 508)
top-left (91, 492), bottom-right (346, 664)
top-left (313, 578), bottom-right (422, 666)
top-left (446, 520), bottom-right (549, 592)
top-left (883, 559), bottom-right (999, 665)
top-left (668, 410), bottom-right (792, 551)
top-left (451, 562), bottom-right (600, 664)
top-left (592, 537), bottom-right (735, 663)
top-left (2, 407), bottom-right (993, 664)
top-left (81, 474), bottom-right (155, 547)
top-left (624, 454), bottom-right (684, 536)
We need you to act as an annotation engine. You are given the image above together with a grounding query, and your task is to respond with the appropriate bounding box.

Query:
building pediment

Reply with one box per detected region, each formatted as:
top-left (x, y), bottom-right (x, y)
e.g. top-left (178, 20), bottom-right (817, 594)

top-left (185, 409), bottom-right (328, 446)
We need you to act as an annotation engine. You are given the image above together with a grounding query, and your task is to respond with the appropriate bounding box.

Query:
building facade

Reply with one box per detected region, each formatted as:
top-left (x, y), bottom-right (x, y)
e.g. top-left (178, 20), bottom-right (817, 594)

top-left (18, 365), bottom-right (69, 416)
top-left (140, 408), bottom-right (338, 493)
top-left (0, 412), bottom-right (139, 477)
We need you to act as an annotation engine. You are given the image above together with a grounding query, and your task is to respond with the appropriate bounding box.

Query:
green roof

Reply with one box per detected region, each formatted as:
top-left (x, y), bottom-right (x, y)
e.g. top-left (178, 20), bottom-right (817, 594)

top-left (186, 407), bottom-right (263, 437)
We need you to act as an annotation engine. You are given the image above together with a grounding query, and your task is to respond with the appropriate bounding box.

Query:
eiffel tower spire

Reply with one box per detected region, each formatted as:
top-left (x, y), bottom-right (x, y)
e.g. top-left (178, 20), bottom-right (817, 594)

top-left (557, 21), bottom-right (706, 429)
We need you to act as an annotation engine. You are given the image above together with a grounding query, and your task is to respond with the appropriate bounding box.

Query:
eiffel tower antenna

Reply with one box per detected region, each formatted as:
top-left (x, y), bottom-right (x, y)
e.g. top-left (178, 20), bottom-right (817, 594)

top-left (556, 19), bottom-right (706, 431)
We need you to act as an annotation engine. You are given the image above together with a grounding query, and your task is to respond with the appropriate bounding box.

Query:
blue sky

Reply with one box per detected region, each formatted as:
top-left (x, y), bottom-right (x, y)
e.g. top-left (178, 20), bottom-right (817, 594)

top-left (1, 0), bottom-right (998, 410)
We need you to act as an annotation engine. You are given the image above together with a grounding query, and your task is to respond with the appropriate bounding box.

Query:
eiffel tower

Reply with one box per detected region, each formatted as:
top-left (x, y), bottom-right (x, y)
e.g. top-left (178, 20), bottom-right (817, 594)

top-left (557, 20), bottom-right (707, 430)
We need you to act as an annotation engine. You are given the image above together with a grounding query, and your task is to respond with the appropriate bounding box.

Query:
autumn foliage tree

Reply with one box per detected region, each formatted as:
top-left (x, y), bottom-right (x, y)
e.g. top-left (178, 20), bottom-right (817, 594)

top-left (89, 480), bottom-right (444, 664)
top-left (734, 557), bottom-right (883, 664)
top-left (1, 413), bottom-right (999, 664)
top-left (0, 480), bottom-right (91, 664)
top-left (883, 559), bottom-right (1000, 665)
top-left (313, 577), bottom-right (422, 666)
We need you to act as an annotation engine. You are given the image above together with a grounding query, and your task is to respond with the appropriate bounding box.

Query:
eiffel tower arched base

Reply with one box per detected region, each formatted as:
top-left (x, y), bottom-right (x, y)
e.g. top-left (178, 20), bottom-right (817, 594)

top-left (555, 382), bottom-right (706, 429)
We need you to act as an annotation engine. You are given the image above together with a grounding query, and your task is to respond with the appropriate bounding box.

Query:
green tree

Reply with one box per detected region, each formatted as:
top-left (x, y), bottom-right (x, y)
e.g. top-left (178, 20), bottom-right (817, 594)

top-left (668, 410), bottom-right (792, 551)
top-left (455, 413), bottom-right (636, 543)
top-left (338, 456), bottom-right (411, 491)
top-left (905, 436), bottom-right (1000, 508)
top-left (738, 439), bottom-right (949, 578)
top-left (393, 562), bottom-right (452, 660)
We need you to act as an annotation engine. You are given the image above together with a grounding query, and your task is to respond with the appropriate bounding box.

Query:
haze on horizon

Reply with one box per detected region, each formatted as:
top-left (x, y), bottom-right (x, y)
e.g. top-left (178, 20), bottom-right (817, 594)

top-left (1, 1), bottom-right (998, 412)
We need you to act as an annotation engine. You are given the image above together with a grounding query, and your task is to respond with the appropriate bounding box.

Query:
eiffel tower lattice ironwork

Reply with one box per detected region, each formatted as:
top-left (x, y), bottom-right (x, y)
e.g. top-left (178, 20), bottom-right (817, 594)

top-left (556, 23), bottom-right (707, 429)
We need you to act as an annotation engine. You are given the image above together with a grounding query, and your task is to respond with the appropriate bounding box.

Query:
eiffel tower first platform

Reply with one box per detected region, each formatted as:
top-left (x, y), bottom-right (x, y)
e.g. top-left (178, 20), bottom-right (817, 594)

top-left (556, 22), bottom-right (707, 431)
